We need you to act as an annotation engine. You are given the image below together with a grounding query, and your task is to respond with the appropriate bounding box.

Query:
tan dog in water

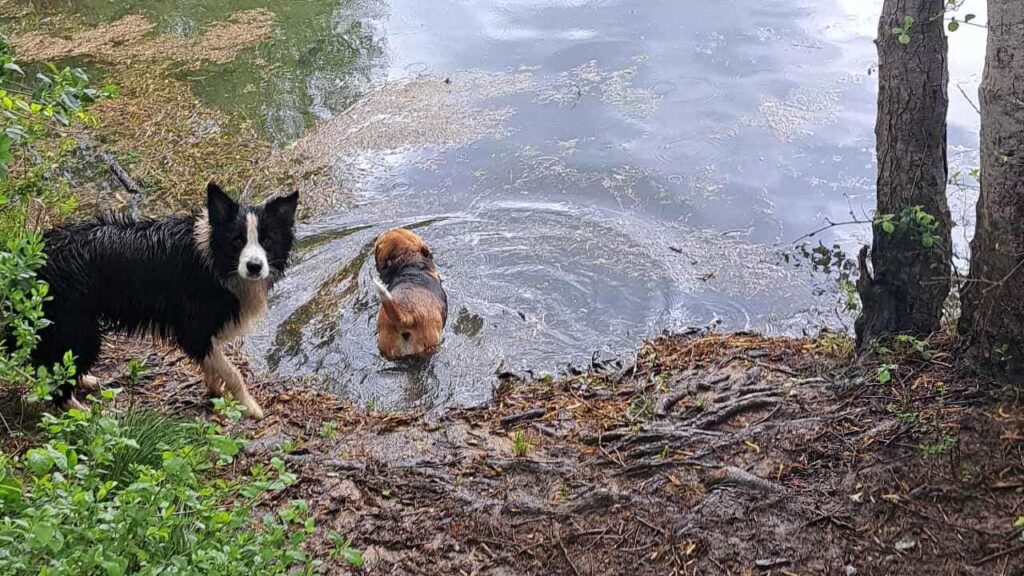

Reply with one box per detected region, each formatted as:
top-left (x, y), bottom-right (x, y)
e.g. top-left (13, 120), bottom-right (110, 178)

top-left (373, 228), bottom-right (448, 359)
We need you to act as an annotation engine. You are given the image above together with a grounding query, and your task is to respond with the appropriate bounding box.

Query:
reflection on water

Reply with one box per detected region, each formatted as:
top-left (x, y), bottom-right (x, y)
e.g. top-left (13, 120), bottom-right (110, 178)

top-left (20, 0), bottom-right (985, 410)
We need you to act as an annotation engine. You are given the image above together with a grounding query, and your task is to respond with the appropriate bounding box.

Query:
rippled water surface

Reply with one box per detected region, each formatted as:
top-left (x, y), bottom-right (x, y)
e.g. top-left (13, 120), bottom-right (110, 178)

top-left (24, 0), bottom-right (986, 409)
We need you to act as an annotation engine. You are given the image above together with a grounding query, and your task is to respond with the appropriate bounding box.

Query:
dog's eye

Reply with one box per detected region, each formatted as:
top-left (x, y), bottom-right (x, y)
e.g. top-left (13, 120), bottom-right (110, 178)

top-left (401, 332), bottom-right (411, 341)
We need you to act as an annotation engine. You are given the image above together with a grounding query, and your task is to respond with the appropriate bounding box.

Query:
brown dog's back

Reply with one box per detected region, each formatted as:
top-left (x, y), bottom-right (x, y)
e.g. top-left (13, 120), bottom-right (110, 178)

top-left (373, 228), bottom-right (447, 359)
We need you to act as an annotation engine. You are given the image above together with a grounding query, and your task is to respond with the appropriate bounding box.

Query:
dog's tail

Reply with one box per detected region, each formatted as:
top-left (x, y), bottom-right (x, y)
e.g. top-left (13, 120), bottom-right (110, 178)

top-left (373, 277), bottom-right (410, 325)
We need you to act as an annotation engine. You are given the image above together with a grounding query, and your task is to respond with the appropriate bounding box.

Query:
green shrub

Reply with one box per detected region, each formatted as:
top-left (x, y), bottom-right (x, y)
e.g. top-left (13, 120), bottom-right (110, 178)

top-left (0, 392), bottom-right (325, 575)
top-left (0, 35), bottom-right (114, 400)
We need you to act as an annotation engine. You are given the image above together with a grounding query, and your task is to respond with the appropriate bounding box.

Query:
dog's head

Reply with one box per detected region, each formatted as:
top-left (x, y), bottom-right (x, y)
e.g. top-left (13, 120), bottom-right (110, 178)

top-left (202, 182), bottom-right (299, 283)
top-left (373, 228), bottom-right (446, 359)
top-left (374, 227), bottom-right (435, 279)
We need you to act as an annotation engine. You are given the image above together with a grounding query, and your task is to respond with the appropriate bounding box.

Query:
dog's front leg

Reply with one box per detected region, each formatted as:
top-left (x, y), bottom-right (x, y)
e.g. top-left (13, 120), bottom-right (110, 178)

top-left (202, 339), bottom-right (265, 420)
top-left (78, 374), bottom-right (102, 392)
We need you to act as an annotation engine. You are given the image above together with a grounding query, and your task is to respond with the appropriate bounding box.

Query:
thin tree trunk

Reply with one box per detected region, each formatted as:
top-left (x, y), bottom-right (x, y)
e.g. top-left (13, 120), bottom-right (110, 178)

top-left (856, 0), bottom-right (952, 351)
top-left (959, 2), bottom-right (1024, 377)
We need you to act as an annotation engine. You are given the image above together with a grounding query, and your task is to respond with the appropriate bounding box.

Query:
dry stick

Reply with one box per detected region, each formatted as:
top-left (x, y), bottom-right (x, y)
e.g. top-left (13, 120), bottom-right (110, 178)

top-left (710, 466), bottom-right (787, 494)
top-left (500, 407), bottom-right (547, 428)
top-left (971, 543), bottom-right (1024, 567)
top-left (790, 217), bottom-right (871, 244)
top-left (559, 538), bottom-right (582, 576)
top-left (956, 83), bottom-right (981, 115)
top-left (102, 152), bottom-right (143, 196)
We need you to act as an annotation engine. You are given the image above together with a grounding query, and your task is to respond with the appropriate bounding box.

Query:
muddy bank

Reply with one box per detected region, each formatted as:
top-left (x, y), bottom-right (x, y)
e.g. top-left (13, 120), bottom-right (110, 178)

top-left (4, 331), bottom-right (1020, 575)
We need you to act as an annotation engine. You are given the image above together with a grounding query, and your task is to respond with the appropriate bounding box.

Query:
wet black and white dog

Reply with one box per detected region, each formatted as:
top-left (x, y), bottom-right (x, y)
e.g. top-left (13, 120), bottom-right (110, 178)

top-left (30, 182), bottom-right (298, 419)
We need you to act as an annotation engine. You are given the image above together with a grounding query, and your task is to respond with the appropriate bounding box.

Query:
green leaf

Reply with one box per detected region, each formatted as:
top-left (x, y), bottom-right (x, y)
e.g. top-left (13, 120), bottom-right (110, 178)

top-left (31, 522), bottom-right (55, 548)
top-left (881, 221), bottom-right (895, 234)
top-left (965, 14), bottom-right (976, 22)
top-left (25, 448), bottom-right (54, 476)
top-left (898, 33), bottom-right (911, 45)
top-left (921, 235), bottom-right (935, 248)
top-left (3, 62), bottom-right (23, 75)
top-left (948, 20), bottom-right (959, 32)
top-left (0, 474), bottom-right (22, 505)
top-left (210, 434), bottom-right (241, 459)
top-left (342, 547), bottom-right (364, 568)
top-left (102, 559), bottom-right (127, 576)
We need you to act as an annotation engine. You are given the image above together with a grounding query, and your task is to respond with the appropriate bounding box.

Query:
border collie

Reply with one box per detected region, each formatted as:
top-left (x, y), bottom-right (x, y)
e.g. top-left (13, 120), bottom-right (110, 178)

top-left (372, 228), bottom-right (448, 359)
top-left (30, 182), bottom-right (298, 419)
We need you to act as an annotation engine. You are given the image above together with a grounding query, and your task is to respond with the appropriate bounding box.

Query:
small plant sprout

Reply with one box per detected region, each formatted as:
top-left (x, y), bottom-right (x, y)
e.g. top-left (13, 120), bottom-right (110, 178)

top-left (877, 363), bottom-right (898, 384)
top-left (919, 433), bottom-right (958, 459)
top-left (319, 420), bottom-right (339, 439)
top-left (891, 14), bottom-right (914, 45)
top-left (512, 429), bottom-right (531, 458)
top-left (124, 357), bottom-right (147, 386)
top-left (329, 532), bottom-right (364, 568)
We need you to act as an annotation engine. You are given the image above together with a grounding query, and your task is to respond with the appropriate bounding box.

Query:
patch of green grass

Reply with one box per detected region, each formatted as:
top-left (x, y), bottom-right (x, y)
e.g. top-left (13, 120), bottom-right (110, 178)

top-left (815, 331), bottom-right (855, 359)
top-left (512, 430), bottom-right (531, 458)
top-left (628, 394), bottom-right (656, 422)
top-left (106, 408), bottom-right (202, 487)
top-left (319, 421), bottom-right (339, 439)
top-left (885, 402), bottom-right (918, 424)
top-left (919, 433), bottom-right (958, 459)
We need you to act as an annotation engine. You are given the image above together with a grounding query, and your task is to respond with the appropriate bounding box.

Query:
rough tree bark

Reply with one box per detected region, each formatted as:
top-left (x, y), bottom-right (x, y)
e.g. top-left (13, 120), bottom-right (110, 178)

top-left (959, 2), bottom-right (1024, 377)
top-left (855, 0), bottom-right (953, 351)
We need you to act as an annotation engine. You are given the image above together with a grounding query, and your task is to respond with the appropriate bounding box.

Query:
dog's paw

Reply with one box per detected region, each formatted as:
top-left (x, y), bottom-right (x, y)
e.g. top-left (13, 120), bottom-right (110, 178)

top-left (78, 374), bottom-right (102, 392)
top-left (243, 400), bottom-right (265, 421)
top-left (62, 395), bottom-right (90, 412)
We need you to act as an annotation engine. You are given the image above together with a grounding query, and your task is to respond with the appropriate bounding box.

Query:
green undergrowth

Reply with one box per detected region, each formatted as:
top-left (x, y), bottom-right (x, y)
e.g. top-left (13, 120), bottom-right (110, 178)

top-left (0, 392), bottom-right (347, 575)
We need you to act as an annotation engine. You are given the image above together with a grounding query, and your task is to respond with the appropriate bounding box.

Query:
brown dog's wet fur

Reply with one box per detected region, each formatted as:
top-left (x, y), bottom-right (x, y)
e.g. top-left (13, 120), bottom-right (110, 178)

top-left (373, 228), bottom-right (448, 359)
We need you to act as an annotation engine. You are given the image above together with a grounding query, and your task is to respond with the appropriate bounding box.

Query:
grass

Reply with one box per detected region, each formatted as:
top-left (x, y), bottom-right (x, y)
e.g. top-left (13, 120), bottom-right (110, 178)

top-left (107, 408), bottom-right (202, 486)
top-left (628, 393), bottom-right (656, 422)
top-left (512, 430), bottom-right (531, 458)
top-left (919, 433), bottom-right (958, 459)
top-left (319, 420), bottom-right (339, 439)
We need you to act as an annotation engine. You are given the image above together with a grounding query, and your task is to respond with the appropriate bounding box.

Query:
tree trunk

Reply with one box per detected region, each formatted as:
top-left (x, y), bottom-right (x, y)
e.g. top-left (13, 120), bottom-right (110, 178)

top-left (959, 2), bottom-right (1024, 377)
top-left (856, 0), bottom-right (952, 351)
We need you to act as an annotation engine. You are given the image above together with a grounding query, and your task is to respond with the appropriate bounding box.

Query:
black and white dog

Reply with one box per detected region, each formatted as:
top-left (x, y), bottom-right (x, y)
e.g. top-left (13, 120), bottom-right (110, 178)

top-left (30, 182), bottom-right (298, 419)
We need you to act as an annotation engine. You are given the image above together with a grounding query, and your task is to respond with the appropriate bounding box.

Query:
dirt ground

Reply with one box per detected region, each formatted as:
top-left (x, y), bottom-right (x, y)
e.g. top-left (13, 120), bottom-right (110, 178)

top-left (2, 331), bottom-right (1023, 576)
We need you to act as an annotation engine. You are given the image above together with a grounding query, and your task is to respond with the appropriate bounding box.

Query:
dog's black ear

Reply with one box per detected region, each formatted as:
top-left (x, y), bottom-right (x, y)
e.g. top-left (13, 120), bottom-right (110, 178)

top-left (265, 190), bottom-right (299, 225)
top-left (207, 182), bottom-right (237, 224)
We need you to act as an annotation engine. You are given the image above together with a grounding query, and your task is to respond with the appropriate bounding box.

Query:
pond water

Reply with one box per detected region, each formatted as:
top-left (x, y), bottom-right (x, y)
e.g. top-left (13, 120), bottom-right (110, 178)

top-left (17, 0), bottom-right (986, 410)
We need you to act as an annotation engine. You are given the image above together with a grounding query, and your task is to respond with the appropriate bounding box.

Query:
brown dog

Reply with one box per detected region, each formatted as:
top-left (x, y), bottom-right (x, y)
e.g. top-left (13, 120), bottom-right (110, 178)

top-left (373, 228), bottom-right (448, 359)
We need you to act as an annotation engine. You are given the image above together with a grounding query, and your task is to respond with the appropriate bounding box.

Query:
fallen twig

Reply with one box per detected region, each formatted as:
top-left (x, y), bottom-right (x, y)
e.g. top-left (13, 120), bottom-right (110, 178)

top-left (102, 152), bottom-right (143, 196)
top-left (971, 543), bottom-right (1024, 567)
top-left (500, 408), bottom-right (547, 428)
top-left (708, 466), bottom-right (787, 494)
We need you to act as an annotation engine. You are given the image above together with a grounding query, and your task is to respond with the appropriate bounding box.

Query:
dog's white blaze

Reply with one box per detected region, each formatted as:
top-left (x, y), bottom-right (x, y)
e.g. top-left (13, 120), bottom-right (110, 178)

top-left (238, 213), bottom-right (269, 280)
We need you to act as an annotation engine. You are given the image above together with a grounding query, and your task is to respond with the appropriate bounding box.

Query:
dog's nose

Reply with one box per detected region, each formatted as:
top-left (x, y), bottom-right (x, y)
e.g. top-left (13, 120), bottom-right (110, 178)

top-left (246, 260), bottom-right (264, 276)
